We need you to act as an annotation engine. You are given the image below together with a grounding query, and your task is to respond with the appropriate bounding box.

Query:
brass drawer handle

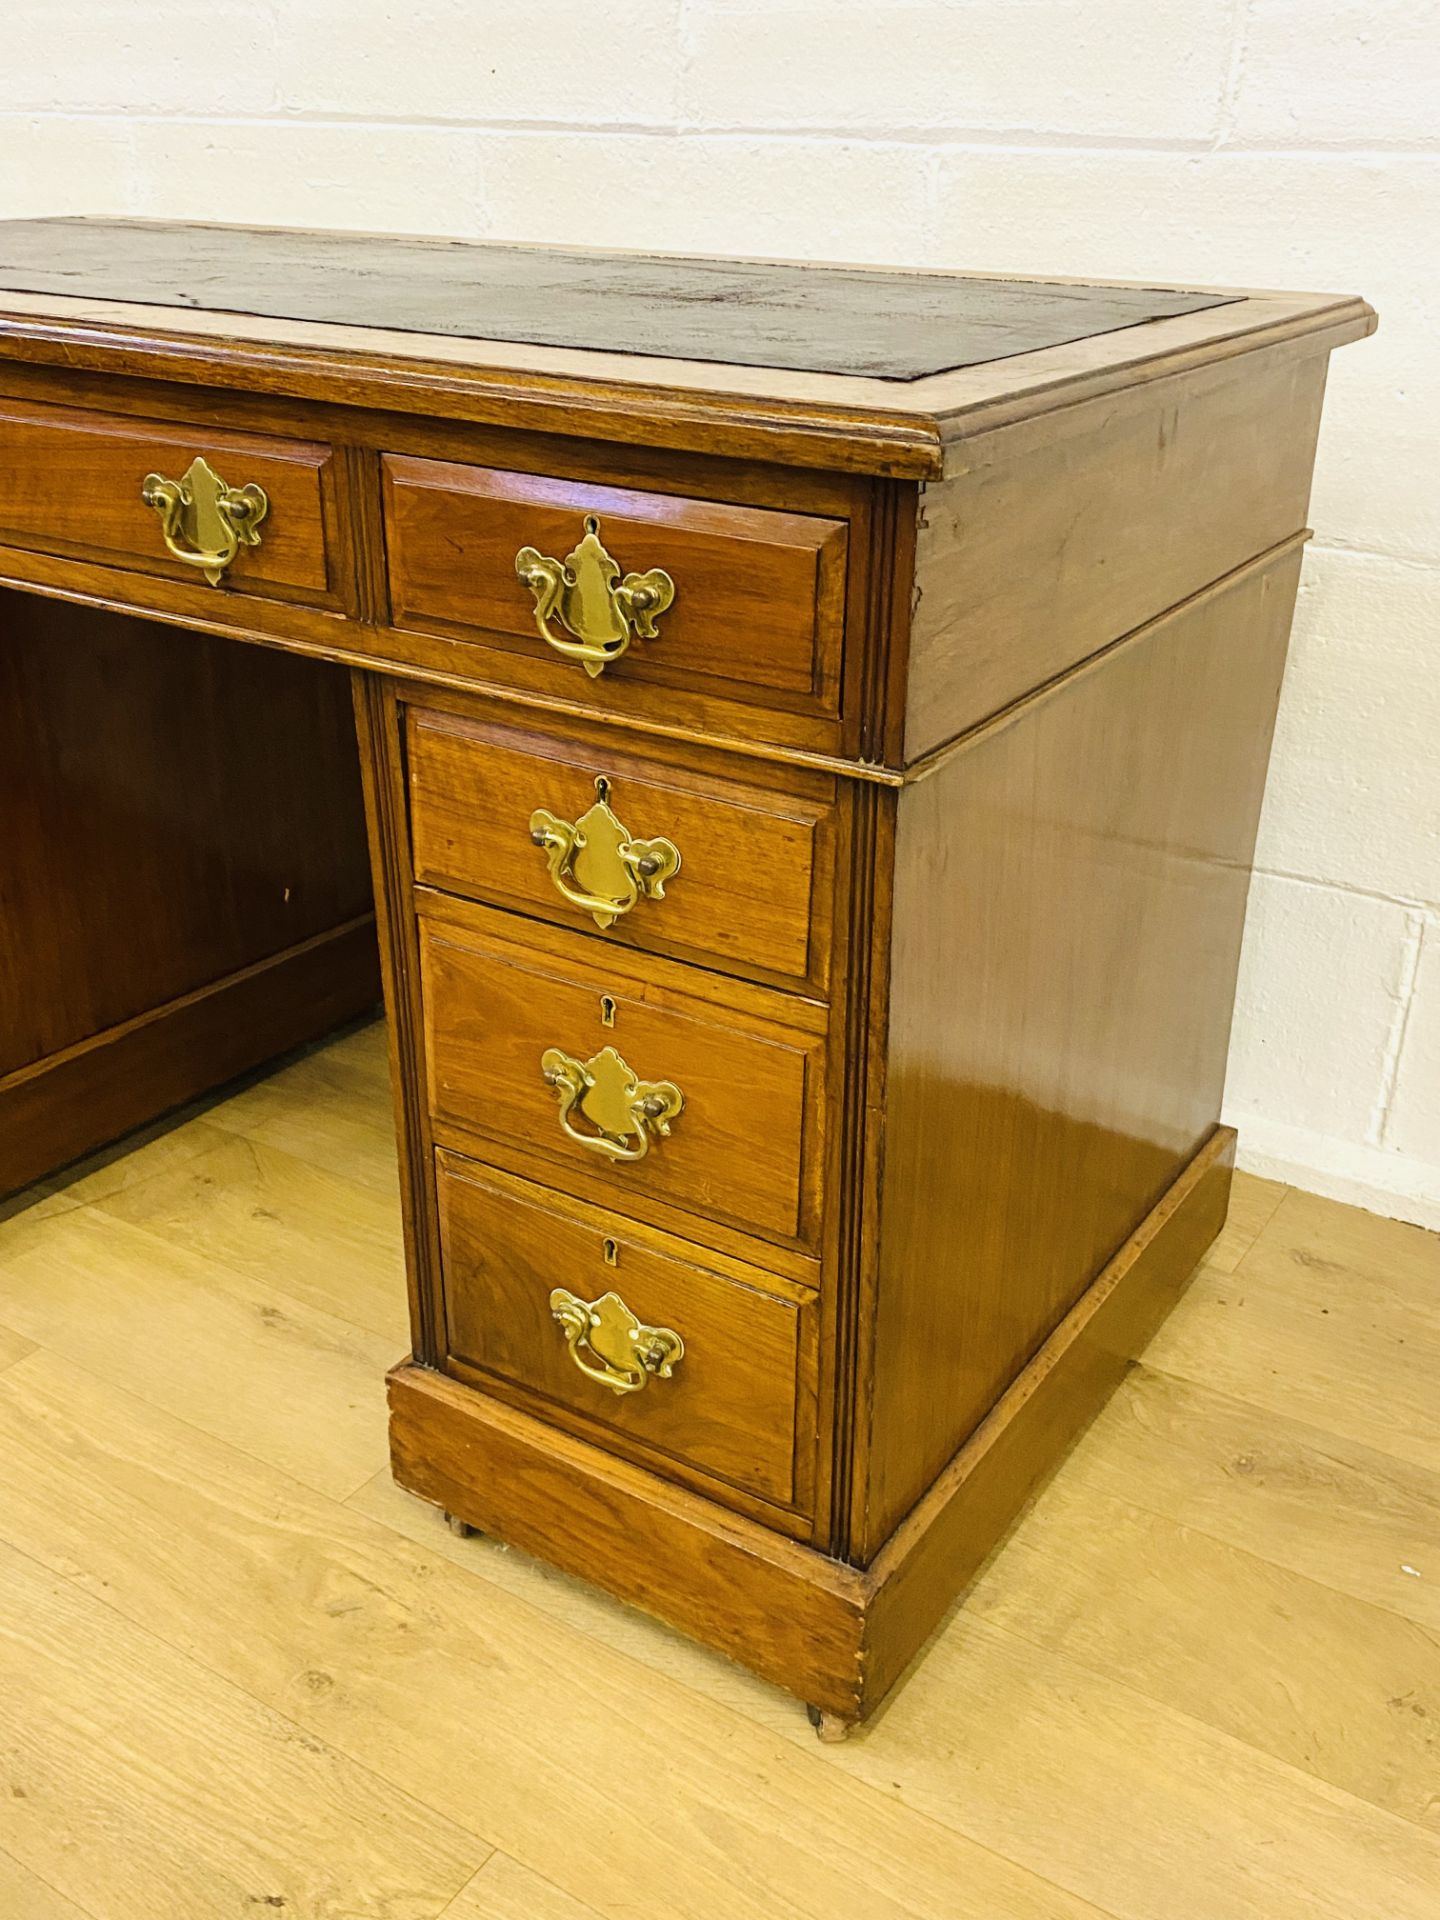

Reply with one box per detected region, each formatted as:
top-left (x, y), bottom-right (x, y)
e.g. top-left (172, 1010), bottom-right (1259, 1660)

top-left (530, 777), bottom-right (680, 930)
top-left (515, 513), bottom-right (674, 678)
top-left (140, 455), bottom-right (269, 586)
top-left (541, 1043), bottom-right (683, 1163)
top-left (549, 1286), bottom-right (684, 1396)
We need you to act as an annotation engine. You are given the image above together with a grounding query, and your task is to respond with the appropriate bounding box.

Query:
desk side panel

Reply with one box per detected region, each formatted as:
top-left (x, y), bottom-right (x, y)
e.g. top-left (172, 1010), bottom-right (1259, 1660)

top-left (858, 550), bottom-right (1301, 1553)
top-left (905, 343), bottom-right (1328, 758)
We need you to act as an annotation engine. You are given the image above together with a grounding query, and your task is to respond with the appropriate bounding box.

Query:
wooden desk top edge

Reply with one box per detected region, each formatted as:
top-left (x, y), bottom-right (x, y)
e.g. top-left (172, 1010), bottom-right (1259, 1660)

top-left (0, 221), bottom-right (1376, 479)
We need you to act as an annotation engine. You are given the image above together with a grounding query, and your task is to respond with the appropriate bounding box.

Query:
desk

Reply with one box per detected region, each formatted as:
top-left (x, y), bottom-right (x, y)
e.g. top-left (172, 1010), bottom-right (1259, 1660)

top-left (0, 221), bottom-right (1373, 1733)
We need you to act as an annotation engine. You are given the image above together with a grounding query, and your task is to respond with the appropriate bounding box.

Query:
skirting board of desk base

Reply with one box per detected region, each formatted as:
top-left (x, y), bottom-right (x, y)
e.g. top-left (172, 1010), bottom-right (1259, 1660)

top-left (0, 916), bottom-right (381, 1196)
top-left (388, 1124), bottom-right (1235, 1727)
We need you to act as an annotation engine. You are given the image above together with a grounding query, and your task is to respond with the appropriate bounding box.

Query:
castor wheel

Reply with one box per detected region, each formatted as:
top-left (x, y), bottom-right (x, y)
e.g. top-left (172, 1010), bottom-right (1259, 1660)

top-left (806, 1703), bottom-right (852, 1743)
top-left (443, 1511), bottom-right (476, 1538)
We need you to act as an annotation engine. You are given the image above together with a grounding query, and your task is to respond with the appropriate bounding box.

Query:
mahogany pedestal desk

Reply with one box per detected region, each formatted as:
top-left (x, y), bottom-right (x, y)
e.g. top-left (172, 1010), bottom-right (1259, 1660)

top-left (0, 222), bottom-right (1373, 1735)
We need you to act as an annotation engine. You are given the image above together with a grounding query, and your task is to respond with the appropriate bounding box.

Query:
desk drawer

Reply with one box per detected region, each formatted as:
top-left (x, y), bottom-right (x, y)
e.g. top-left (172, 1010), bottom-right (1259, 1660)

top-left (419, 898), bottom-right (827, 1252)
top-left (437, 1152), bottom-right (817, 1517)
top-left (383, 457), bottom-right (847, 720)
top-left (0, 398), bottom-right (339, 602)
top-left (407, 704), bottom-right (836, 992)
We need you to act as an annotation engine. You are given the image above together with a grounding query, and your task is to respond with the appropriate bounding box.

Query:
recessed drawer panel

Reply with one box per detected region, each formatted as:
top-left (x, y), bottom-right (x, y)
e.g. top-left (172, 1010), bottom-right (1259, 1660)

top-left (0, 398), bottom-right (339, 602)
top-left (383, 457), bottom-right (847, 716)
top-left (437, 1151), bottom-right (817, 1515)
top-left (407, 704), bottom-right (836, 991)
top-left (419, 898), bottom-right (827, 1253)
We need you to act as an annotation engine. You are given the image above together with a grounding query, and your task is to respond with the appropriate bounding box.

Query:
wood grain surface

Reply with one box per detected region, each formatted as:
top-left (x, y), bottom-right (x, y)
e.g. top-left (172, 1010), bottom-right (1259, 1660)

top-left (0, 1537), bottom-right (486, 1920)
top-left (0, 1315), bottom-right (1103, 1917)
top-left (0, 394), bottom-right (341, 602)
top-left (437, 1149), bottom-right (818, 1517)
top-left (857, 551), bottom-right (1300, 1549)
top-left (0, 1197), bottom-right (395, 1500)
top-left (407, 701), bottom-right (837, 991)
top-left (905, 350), bottom-right (1328, 753)
top-left (388, 1359), bottom-right (872, 1719)
top-left (442, 1854), bottom-right (600, 1920)
top-left (383, 456), bottom-right (847, 712)
top-left (418, 894), bottom-right (829, 1253)
top-left (1142, 1186), bottom-right (1440, 1475)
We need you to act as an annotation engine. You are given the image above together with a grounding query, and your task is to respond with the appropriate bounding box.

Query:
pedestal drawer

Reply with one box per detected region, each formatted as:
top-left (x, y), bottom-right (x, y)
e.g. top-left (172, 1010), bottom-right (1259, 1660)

top-left (436, 1151), bottom-right (818, 1518)
top-left (407, 703), bottom-right (837, 992)
top-left (382, 457), bottom-right (847, 721)
top-left (418, 896), bottom-right (828, 1254)
top-left (0, 397), bottom-right (340, 603)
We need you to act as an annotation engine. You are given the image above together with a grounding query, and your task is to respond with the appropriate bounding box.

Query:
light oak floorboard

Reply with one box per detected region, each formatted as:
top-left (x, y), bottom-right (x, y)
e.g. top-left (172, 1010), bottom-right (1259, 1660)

top-left (5, 1031), bottom-right (1440, 1919)
top-left (349, 1466), bottom-right (801, 1735)
top-left (18, 1018), bottom-right (391, 1225)
top-left (0, 1322), bottom-right (36, 1374)
top-left (1146, 1188), bottom-right (1440, 1475)
top-left (0, 1204), bottom-right (394, 1500)
top-left (1207, 1168), bottom-right (1288, 1273)
top-left (0, 1847), bottom-right (94, 1920)
top-left (321, 1014), bottom-right (393, 1093)
top-left (371, 1462), bottom-right (1440, 1897)
top-left (442, 1853), bottom-right (603, 1920)
top-left (813, 1612), bottom-right (1440, 1920)
top-left (0, 1535), bottom-right (488, 1920)
top-left (964, 1475), bottom-right (1440, 1830)
top-left (207, 1036), bottom-right (403, 1200)
top-left (63, 1118), bottom-right (411, 1347)
top-left (28, 1110), bottom-right (231, 1222)
top-left (1057, 1363), bottom-right (1440, 1633)
top-left (0, 1348), bottom-right (1105, 1920)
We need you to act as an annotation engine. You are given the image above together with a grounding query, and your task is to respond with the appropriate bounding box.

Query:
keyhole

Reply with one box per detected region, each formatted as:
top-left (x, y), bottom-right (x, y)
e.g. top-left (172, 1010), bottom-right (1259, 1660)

top-left (600, 994), bottom-right (617, 1028)
top-left (594, 775), bottom-right (611, 804)
top-left (603, 1237), bottom-right (619, 1267)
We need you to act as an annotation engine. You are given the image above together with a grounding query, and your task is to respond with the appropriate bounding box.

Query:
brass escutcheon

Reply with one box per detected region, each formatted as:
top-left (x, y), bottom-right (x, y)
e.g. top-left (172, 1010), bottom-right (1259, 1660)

top-left (548, 1286), bottom-right (684, 1396)
top-left (529, 778), bottom-right (681, 930)
top-left (515, 513), bottom-right (674, 677)
top-left (540, 1043), bottom-right (683, 1163)
top-left (140, 455), bottom-right (269, 586)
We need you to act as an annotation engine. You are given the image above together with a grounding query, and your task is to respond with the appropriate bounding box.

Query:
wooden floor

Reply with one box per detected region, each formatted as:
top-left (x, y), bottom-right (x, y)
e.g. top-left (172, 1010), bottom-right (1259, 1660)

top-left (1, 1020), bottom-right (1438, 1919)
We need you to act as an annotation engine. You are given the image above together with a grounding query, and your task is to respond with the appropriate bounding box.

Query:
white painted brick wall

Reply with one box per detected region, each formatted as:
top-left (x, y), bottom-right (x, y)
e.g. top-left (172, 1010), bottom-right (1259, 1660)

top-left (1, 1), bottom-right (1437, 1224)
